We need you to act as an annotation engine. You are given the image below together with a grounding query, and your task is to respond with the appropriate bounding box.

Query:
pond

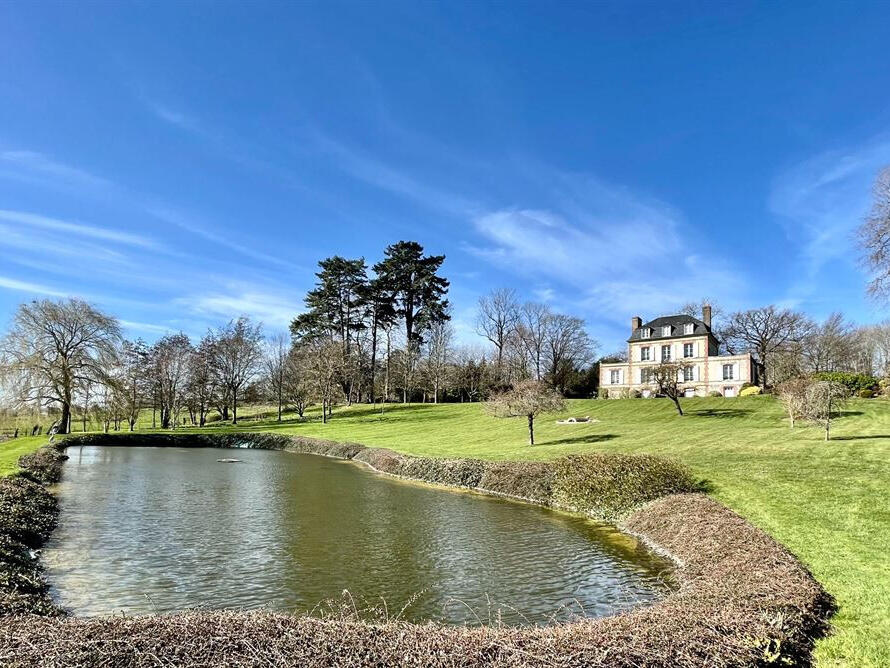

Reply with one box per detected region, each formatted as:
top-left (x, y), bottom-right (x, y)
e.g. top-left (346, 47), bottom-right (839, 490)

top-left (44, 445), bottom-right (673, 625)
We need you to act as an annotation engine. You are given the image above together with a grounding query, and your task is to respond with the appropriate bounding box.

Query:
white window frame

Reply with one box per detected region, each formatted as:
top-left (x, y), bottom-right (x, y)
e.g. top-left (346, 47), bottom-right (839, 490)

top-left (661, 345), bottom-right (671, 361)
top-left (610, 369), bottom-right (621, 385)
top-left (662, 325), bottom-right (672, 337)
top-left (683, 366), bottom-right (694, 382)
top-left (641, 367), bottom-right (653, 384)
top-left (684, 323), bottom-right (694, 335)
top-left (640, 346), bottom-right (650, 361)
top-left (722, 364), bottom-right (734, 380)
top-left (683, 342), bottom-right (694, 358)
top-left (641, 328), bottom-right (651, 339)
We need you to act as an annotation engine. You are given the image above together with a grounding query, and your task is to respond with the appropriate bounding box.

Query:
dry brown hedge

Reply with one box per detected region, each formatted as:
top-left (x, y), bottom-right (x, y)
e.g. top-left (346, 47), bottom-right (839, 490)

top-left (0, 433), bottom-right (835, 666)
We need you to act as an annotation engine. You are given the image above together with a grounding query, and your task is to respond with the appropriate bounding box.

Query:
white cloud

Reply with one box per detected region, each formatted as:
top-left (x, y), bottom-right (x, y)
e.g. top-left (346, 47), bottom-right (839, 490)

top-left (0, 276), bottom-right (71, 298)
top-left (0, 150), bottom-right (112, 191)
top-left (0, 209), bottom-right (158, 249)
top-left (770, 135), bottom-right (890, 278)
top-left (176, 286), bottom-right (301, 329)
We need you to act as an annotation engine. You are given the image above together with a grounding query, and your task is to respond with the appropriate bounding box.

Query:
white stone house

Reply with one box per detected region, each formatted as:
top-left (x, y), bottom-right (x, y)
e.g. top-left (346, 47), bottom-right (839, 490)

top-left (599, 306), bottom-right (758, 398)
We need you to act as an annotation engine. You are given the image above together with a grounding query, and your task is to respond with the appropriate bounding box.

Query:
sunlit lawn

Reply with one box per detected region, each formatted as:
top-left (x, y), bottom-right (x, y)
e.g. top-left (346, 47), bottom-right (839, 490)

top-left (2, 395), bottom-right (888, 666)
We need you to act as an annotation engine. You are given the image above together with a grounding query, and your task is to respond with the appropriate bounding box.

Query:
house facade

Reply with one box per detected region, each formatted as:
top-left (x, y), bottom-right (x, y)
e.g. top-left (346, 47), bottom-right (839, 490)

top-left (599, 305), bottom-right (757, 398)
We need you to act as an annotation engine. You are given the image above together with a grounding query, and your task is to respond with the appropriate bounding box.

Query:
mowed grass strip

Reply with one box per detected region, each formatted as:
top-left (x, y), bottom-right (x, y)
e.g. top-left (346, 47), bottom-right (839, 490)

top-left (3, 395), bottom-right (887, 666)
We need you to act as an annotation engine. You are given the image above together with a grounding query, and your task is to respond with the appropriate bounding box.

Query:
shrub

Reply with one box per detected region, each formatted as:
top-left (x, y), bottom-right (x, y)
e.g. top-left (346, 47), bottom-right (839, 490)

top-left (18, 446), bottom-right (68, 484)
top-left (629, 390), bottom-right (642, 399)
top-left (551, 454), bottom-right (698, 520)
top-left (739, 386), bottom-right (762, 397)
top-left (859, 389), bottom-right (875, 399)
top-left (478, 461), bottom-right (555, 503)
top-left (709, 390), bottom-right (723, 397)
top-left (740, 382), bottom-right (755, 390)
top-left (397, 457), bottom-right (486, 488)
top-left (0, 476), bottom-right (58, 547)
top-left (811, 371), bottom-right (878, 393)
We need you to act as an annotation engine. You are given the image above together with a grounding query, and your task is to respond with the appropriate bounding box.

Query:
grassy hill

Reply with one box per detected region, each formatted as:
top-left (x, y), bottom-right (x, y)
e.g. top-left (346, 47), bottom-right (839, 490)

top-left (3, 395), bottom-right (888, 666)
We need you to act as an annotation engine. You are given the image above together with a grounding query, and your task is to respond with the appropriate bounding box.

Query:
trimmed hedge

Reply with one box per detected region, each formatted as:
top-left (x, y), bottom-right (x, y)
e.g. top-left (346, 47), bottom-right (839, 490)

top-left (0, 432), bottom-right (834, 666)
top-left (0, 448), bottom-right (65, 617)
top-left (551, 454), bottom-right (699, 520)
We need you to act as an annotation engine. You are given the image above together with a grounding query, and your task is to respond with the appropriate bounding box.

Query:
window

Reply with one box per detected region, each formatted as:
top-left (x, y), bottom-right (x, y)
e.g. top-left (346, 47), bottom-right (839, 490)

top-left (641, 367), bottom-right (653, 383)
top-left (683, 366), bottom-right (694, 382)
top-left (722, 364), bottom-right (734, 380)
top-left (661, 345), bottom-right (671, 361)
top-left (610, 369), bottom-right (621, 385)
top-left (662, 325), bottom-right (672, 337)
top-left (683, 343), bottom-right (694, 358)
top-left (684, 323), bottom-right (694, 335)
top-left (641, 328), bottom-right (651, 339)
top-left (640, 346), bottom-right (650, 361)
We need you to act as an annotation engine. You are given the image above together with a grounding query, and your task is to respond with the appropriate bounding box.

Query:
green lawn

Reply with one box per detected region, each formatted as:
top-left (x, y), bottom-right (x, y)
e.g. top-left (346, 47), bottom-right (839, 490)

top-left (2, 395), bottom-right (887, 666)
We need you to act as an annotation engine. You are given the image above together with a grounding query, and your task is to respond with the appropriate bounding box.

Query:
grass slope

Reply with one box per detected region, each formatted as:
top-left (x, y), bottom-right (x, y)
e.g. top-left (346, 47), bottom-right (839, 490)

top-left (2, 396), bottom-right (887, 666)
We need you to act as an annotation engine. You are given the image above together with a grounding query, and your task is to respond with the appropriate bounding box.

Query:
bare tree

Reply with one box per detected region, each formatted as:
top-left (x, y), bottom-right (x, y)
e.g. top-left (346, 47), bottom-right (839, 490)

top-left (803, 380), bottom-right (849, 441)
top-left (119, 339), bottom-right (149, 431)
top-left (0, 299), bottom-right (121, 434)
top-left (724, 306), bottom-right (813, 388)
top-left (514, 302), bottom-right (551, 381)
top-left (543, 313), bottom-right (596, 391)
top-left (264, 332), bottom-right (290, 422)
top-left (150, 333), bottom-right (192, 429)
top-left (186, 340), bottom-right (216, 427)
top-left (652, 361), bottom-right (692, 416)
top-left (858, 166), bottom-right (890, 301)
top-left (424, 318), bottom-right (453, 403)
top-left (485, 379), bottom-right (565, 445)
top-left (776, 378), bottom-right (810, 429)
top-left (476, 288), bottom-right (519, 375)
top-left (805, 312), bottom-right (856, 373)
top-left (302, 338), bottom-right (344, 423)
top-left (210, 317), bottom-right (263, 424)
top-left (283, 348), bottom-right (312, 418)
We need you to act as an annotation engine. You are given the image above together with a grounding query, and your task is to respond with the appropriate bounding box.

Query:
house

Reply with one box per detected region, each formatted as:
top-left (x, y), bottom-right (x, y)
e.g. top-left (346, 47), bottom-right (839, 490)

top-left (599, 305), bottom-right (758, 398)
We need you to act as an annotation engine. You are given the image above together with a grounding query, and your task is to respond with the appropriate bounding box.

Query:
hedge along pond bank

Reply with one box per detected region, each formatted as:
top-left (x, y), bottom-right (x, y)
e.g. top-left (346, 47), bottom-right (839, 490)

top-left (0, 433), bottom-right (835, 667)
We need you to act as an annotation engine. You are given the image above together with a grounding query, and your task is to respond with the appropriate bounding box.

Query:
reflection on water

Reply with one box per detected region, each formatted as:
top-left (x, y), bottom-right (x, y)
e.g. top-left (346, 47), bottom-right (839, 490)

top-left (44, 446), bottom-right (673, 625)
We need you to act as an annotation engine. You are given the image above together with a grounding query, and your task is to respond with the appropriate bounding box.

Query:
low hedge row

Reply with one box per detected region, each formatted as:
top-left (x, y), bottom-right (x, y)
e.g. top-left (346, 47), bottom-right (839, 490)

top-left (0, 432), bottom-right (834, 666)
top-left (0, 445), bottom-right (67, 617)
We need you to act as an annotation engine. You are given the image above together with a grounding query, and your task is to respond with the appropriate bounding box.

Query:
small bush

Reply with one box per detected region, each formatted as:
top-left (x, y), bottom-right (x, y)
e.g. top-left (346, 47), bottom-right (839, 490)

top-left (740, 382), bottom-right (755, 390)
top-left (739, 386), bottom-right (762, 397)
top-left (709, 390), bottom-right (723, 397)
top-left (551, 454), bottom-right (698, 520)
top-left (859, 389), bottom-right (875, 399)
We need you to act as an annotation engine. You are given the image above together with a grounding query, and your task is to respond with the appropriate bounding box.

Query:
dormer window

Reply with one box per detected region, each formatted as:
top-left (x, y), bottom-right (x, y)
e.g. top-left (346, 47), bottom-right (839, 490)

top-left (662, 325), bottom-right (672, 337)
top-left (641, 328), bottom-right (651, 339)
top-left (684, 323), bottom-right (694, 335)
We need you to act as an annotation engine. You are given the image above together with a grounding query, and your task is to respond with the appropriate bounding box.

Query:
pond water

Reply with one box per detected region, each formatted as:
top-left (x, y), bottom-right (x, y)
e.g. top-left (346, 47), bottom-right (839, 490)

top-left (44, 445), bottom-right (673, 625)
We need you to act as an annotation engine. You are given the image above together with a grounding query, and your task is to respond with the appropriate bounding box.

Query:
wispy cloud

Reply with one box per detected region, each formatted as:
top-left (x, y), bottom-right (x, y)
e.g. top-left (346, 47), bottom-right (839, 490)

top-left (176, 285), bottom-right (302, 329)
top-left (770, 135), bottom-right (890, 278)
top-left (0, 276), bottom-right (70, 298)
top-left (0, 209), bottom-right (158, 249)
top-left (0, 150), bottom-right (113, 191)
top-left (147, 206), bottom-right (300, 271)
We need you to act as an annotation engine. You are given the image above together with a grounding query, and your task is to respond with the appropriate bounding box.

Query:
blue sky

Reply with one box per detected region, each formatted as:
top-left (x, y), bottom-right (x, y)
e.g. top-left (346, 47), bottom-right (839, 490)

top-left (2, 1), bottom-right (890, 353)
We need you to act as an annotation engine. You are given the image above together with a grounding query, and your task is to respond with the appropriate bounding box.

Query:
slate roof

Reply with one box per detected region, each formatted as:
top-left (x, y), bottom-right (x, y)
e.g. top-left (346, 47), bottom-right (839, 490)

top-left (628, 315), bottom-right (714, 343)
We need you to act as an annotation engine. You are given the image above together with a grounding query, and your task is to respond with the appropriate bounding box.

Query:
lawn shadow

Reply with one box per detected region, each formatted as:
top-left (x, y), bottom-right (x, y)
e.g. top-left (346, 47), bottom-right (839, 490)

top-left (540, 434), bottom-right (617, 446)
top-left (688, 408), bottom-right (753, 419)
top-left (832, 434), bottom-right (890, 441)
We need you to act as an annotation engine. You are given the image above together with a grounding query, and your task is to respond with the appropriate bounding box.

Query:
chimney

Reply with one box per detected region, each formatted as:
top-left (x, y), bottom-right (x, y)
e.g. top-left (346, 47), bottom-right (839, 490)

top-left (702, 304), bottom-right (712, 328)
top-left (631, 316), bottom-right (642, 334)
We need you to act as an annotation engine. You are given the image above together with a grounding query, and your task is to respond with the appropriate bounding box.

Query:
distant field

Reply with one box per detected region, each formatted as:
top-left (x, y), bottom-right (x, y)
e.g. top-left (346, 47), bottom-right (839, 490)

top-left (3, 395), bottom-right (888, 666)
